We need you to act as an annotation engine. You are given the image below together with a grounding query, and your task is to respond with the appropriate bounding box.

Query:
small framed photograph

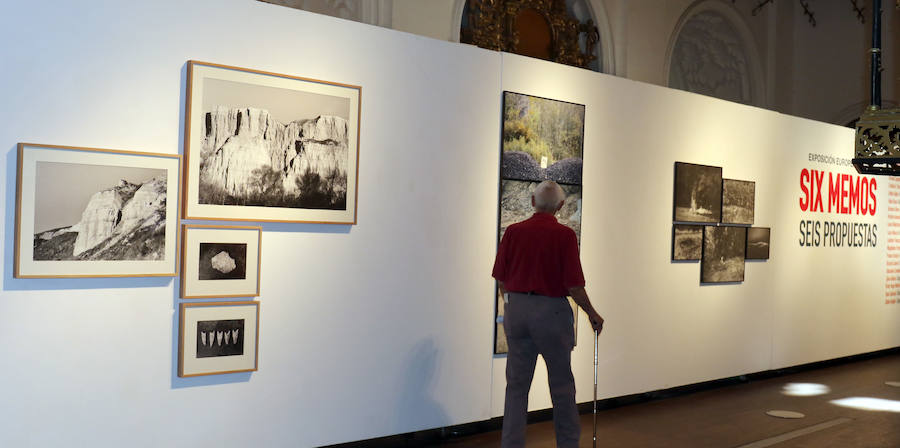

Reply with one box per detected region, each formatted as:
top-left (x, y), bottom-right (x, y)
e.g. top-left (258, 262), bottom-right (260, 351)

top-left (15, 143), bottom-right (181, 278)
top-left (746, 227), bottom-right (771, 260)
top-left (722, 179), bottom-right (755, 225)
top-left (673, 162), bottom-right (722, 223)
top-left (183, 60), bottom-right (361, 224)
top-left (179, 301), bottom-right (259, 377)
top-left (672, 224), bottom-right (703, 261)
top-left (181, 225), bottom-right (262, 298)
top-left (701, 226), bottom-right (746, 283)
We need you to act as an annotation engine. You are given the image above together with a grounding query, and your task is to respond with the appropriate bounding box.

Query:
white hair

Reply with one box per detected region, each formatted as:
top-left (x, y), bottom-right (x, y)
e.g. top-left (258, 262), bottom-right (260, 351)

top-left (532, 180), bottom-right (565, 212)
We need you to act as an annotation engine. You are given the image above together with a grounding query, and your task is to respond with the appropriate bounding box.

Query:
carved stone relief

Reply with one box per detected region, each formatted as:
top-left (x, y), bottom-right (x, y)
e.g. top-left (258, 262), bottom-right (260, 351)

top-left (261, 0), bottom-right (363, 21)
top-left (669, 10), bottom-right (752, 105)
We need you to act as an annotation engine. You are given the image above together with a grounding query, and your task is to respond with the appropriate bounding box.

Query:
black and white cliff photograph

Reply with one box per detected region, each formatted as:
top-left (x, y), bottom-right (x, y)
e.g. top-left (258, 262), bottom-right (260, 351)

top-left (722, 179), bottom-right (755, 225)
top-left (196, 319), bottom-right (245, 358)
top-left (701, 226), bottom-right (746, 283)
top-left (746, 227), bottom-right (771, 260)
top-left (673, 162), bottom-right (722, 223)
top-left (501, 92), bottom-right (585, 185)
top-left (15, 143), bottom-right (180, 278)
top-left (198, 243), bottom-right (247, 280)
top-left (185, 61), bottom-right (361, 224)
top-left (32, 162), bottom-right (167, 262)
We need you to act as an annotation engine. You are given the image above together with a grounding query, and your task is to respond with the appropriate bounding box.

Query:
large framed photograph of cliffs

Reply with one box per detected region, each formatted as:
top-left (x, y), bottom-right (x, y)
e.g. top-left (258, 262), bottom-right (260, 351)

top-left (14, 143), bottom-right (181, 278)
top-left (179, 301), bottom-right (259, 377)
top-left (501, 91), bottom-right (584, 185)
top-left (181, 225), bottom-right (262, 299)
top-left (183, 61), bottom-right (361, 224)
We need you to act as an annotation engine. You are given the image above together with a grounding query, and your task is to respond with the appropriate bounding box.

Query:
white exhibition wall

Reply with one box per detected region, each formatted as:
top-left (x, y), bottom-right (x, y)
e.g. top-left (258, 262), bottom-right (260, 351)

top-left (0, 1), bottom-right (897, 447)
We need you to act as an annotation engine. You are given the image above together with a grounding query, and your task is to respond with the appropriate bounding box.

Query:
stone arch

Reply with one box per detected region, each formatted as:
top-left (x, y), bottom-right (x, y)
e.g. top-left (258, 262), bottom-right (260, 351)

top-left (452, 0), bottom-right (615, 74)
top-left (665, 0), bottom-right (765, 106)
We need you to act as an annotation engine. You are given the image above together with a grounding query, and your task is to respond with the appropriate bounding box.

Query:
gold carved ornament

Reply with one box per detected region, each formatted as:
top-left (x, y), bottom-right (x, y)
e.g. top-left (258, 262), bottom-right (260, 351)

top-left (461, 0), bottom-right (599, 69)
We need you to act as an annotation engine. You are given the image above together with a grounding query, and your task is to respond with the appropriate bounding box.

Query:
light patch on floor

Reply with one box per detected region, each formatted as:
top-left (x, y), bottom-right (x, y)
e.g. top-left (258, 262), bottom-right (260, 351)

top-left (830, 397), bottom-right (900, 413)
top-left (781, 382), bottom-right (831, 396)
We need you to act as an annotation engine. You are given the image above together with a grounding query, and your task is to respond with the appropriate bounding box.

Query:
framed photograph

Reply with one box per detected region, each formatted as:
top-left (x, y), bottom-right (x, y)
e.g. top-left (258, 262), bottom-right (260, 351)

top-left (673, 162), bottom-right (722, 223)
top-left (672, 224), bottom-right (703, 261)
top-left (181, 225), bottom-right (262, 298)
top-left (15, 143), bottom-right (181, 278)
top-left (746, 227), bottom-right (771, 260)
top-left (500, 92), bottom-right (585, 185)
top-left (722, 179), bottom-right (755, 225)
top-left (701, 226), bottom-right (746, 283)
top-left (179, 301), bottom-right (259, 377)
top-left (183, 60), bottom-right (361, 224)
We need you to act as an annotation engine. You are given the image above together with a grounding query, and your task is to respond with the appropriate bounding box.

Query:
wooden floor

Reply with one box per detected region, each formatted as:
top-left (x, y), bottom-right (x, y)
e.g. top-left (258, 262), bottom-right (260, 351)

top-left (430, 353), bottom-right (900, 447)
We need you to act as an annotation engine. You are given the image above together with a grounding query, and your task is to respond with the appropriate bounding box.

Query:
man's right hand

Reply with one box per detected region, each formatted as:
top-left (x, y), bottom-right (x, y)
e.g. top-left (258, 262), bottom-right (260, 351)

top-left (588, 312), bottom-right (604, 334)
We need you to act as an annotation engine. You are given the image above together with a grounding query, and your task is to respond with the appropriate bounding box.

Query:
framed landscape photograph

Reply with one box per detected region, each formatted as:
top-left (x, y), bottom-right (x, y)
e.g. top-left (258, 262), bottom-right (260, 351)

top-left (672, 224), bottom-right (703, 261)
top-left (179, 301), bottom-right (259, 377)
top-left (722, 179), bottom-right (755, 225)
top-left (500, 91), bottom-right (585, 185)
top-left (181, 225), bottom-right (262, 298)
top-left (15, 143), bottom-right (181, 278)
top-left (701, 226), bottom-right (747, 283)
top-left (673, 162), bottom-right (722, 223)
top-left (183, 60), bottom-right (361, 224)
top-left (746, 227), bottom-right (771, 260)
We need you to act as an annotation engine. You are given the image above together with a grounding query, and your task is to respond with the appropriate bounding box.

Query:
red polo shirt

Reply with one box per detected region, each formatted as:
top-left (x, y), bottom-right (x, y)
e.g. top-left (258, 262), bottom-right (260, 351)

top-left (492, 212), bottom-right (585, 297)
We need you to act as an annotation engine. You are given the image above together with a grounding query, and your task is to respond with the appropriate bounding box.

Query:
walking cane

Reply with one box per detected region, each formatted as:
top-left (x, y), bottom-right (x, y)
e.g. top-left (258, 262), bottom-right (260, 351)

top-left (592, 329), bottom-right (599, 448)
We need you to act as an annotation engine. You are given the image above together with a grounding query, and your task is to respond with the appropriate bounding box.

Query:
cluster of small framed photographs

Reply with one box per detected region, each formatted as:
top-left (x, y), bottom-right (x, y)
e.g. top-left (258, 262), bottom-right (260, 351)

top-left (13, 60), bottom-right (362, 377)
top-left (671, 162), bottom-right (770, 283)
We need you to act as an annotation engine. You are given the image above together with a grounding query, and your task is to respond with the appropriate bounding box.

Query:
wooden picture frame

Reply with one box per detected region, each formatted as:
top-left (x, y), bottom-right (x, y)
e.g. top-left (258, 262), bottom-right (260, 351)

top-left (179, 301), bottom-right (259, 377)
top-left (183, 60), bottom-right (361, 224)
top-left (181, 225), bottom-right (262, 298)
top-left (15, 143), bottom-right (181, 278)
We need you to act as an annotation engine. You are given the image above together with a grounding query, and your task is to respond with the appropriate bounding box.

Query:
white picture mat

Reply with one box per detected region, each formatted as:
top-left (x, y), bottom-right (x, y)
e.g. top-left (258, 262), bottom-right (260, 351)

top-left (182, 226), bottom-right (261, 298)
top-left (185, 62), bottom-right (360, 223)
top-left (17, 144), bottom-right (180, 277)
top-left (181, 303), bottom-right (258, 376)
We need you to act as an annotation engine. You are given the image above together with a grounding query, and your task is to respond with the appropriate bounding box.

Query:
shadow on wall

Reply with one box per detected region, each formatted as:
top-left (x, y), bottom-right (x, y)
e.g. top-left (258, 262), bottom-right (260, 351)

top-left (395, 339), bottom-right (450, 432)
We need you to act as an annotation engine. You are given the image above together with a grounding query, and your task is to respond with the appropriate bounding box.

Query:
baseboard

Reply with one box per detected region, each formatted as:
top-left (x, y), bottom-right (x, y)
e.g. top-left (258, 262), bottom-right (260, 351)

top-left (320, 346), bottom-right (899, 448)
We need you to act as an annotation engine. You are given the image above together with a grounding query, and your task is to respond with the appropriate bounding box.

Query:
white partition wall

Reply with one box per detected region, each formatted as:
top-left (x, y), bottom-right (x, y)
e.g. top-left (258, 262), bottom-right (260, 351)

top-left (0, 1), bottom-right (897, 446)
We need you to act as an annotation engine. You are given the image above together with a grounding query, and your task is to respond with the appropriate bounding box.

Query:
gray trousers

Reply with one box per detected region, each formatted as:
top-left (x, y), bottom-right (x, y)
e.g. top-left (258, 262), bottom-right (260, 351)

top-left (501, 292), bottom-right (579, 448)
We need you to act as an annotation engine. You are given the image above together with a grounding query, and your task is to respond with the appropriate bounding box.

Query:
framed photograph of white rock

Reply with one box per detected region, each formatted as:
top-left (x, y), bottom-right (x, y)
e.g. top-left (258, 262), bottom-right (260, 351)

top-left (673, 162), bottom-right (722, 223)
top-left (672, 224), bottom-right (703, 261)
top-left (701, 226), bottom-right (746, 283)
top-left (722, 179), bottom-right (755, 225)
top-left (14, 143), bottom-right (181, 278)
top-left (183, 60), bottom-right (361, 224)
top-left (746, 227), bottom-right (771, 260)
top-left (181, 225), bottom-right (262, 298)
top-left (500, 91), bottom-right (585, 185)
top-left (179, 301), bottom-right (259, 377)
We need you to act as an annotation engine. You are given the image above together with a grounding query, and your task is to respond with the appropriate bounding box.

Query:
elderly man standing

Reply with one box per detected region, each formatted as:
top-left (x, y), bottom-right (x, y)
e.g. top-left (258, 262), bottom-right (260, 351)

top-left (493, 180), bottom-right (604, 448)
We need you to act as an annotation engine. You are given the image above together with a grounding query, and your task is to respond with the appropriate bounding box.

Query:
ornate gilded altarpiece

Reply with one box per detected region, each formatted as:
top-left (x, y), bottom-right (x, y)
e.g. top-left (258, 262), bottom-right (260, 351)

top-left (461, 0), bottom-right (599, 69)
